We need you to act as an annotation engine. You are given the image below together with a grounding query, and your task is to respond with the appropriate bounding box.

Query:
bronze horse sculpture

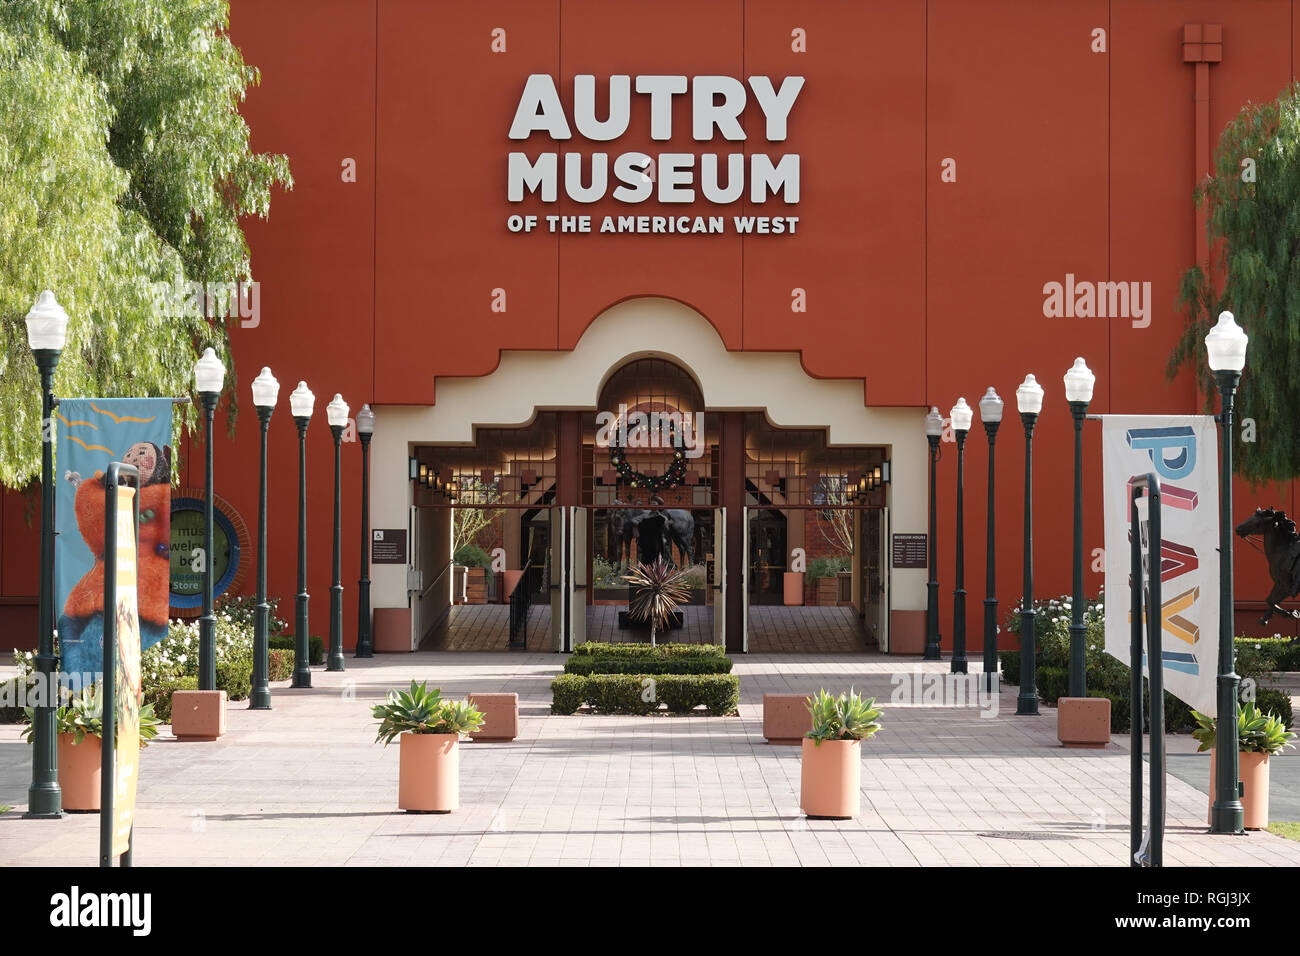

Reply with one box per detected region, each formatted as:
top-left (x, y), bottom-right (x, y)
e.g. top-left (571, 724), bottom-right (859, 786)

top-left (608, 496), bottom-right (695, 567)
top-left (1236, 506), bottom-right (1300, 625)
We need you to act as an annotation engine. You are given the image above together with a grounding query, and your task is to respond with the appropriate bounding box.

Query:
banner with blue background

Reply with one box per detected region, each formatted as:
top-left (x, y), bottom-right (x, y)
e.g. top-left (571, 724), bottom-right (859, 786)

top-left (55, 398), bottom-right (173, 682)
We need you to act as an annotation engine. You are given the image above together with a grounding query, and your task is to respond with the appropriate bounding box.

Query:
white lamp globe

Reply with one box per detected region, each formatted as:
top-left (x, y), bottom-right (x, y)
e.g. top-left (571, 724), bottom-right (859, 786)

top-left (1016, 374), bottom-right (1045, 415)
top-left (194, 347), bottom-right (226, 394)
top-left (326, 393), bottom-right (349, 428)
top-left (289, 381), bottom-right (315, 419)
top-left (25, 290), bottom-right (69, 351)
top-left (924, 406), bottom-right (944, 438)
top-left (978, 387), bottom-right (1003, 424)
top-left (949, 397), bottom-right (973, 433)
top-left (251, 367), bottom-right (280, 409)
top-left (356, 404), bottom-right (376, 435)
top-left (1063, 357), bottom-right (1096, 404)
top-left (1205, 311), bottom-right (1248, 372)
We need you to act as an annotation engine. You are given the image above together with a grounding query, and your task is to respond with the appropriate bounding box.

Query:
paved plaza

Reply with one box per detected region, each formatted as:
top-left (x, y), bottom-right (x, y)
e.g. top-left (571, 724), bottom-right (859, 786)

top-left (3, 651), bottom-right (1299, 867)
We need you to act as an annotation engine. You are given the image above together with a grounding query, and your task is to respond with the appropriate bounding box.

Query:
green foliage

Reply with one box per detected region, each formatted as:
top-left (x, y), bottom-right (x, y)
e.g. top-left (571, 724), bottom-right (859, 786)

top-left (1170, 81), bottom-right (1300, 481)
top-left (572, 641), bottom-right (726, 659)
top-left (0, 0), bottom-right (292, 488)
top-left (267, 649), bottom-right (293, 682)
top-left (592, 556), bottom-right (624, 589)
top-left (564, 654), bottom-right (733, 675)
top-left (268, 634), bottom-right (324, 665)
top-left (1192, 701), bottom-right (1298, 755)
top-left (1254, 687), bottom-right (1294, 729)
top-left (372, 680), bottom-right (484, 744)
top-left (454, 543), bottom-right (493, 569)
top-left (805, 687), bottom-right (883, 744)
top-left (999, 650), bottom-right (1020, 685)
top-left (549, 673), bottom-right (740, 716)
top-left (806, 555), bottom-right (850, 581)
top-left (143, 674), bottom-right (197, 724)
top-left (215, 595), bottom-right (288, 639)
top-left (145, 616), bottom-right (252, 700)
top-left (20, 683), bottom-right (159, 746)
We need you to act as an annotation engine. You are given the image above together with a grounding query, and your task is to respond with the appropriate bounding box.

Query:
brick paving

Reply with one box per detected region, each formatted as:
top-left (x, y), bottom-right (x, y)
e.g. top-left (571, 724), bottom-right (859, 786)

top-left (3, 652), bottom-right (1300, 866)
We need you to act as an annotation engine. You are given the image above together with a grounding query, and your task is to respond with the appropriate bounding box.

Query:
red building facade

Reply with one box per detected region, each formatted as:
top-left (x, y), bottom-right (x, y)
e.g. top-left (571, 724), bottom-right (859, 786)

top-left (4, 0), bottom-right (1299, 653)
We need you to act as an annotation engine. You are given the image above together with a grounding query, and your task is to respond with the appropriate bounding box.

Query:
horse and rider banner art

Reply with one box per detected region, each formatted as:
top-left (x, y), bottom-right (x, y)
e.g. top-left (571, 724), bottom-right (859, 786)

top-left (1101, 415), bottom-right (1219, 717)
top-left (54, 398), bottom-right (174, 683)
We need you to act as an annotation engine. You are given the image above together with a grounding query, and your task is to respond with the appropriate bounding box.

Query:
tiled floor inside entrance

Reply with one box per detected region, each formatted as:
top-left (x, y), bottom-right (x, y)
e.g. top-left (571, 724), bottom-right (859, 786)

top-left (420, 603), bottom-right (872, 653)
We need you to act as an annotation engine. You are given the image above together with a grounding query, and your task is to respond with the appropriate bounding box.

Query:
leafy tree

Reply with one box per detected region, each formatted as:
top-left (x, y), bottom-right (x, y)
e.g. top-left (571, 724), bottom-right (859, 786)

top-left (0, 0), bottom-right (291, 489)
top-left (1171, 82), bottom-right (1300, 482)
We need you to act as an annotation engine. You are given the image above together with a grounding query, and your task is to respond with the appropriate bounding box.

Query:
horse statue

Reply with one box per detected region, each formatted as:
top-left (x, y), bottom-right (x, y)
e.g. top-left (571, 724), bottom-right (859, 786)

top-left (1236, 506), bottom-right (1300, 625)
top-left (608, 497), bottom-right (695, 567)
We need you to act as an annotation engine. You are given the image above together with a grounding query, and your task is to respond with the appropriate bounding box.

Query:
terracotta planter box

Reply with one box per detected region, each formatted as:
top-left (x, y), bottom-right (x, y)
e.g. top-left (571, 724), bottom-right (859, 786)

top-left (1208, 749), bottom-right (1271, 830)
top-left (171, 689), bottom-right (227, 741)
top-left (398, 732), bottom-right (459, 813)
top-left (467, 692), bottom-right (518, 742)
top-left (814, 578), bottom-right (838, 606)
top-left (1056, 697), bottom-right (1111, 748)
top-left (800, 738), bottom-right (861, 819)
top-left (58, 733), bottom-right (101, 813)
top-left (465, 567), bottom-right (488, 604)
top-left (783, 572), bottom-right (805, 606)
top-left (763, 693), bottom-right (813, 744)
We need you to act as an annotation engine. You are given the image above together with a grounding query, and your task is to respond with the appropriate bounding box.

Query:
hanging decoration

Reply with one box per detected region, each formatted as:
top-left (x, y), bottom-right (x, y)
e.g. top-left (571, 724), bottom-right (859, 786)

top-left (608, 444), bottom-right (687, 491)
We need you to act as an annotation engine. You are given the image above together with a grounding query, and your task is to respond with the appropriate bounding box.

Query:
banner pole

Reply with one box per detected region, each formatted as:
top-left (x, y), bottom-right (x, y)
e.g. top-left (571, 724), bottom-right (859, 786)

top-left (100, 466), bottom-right (118, 868)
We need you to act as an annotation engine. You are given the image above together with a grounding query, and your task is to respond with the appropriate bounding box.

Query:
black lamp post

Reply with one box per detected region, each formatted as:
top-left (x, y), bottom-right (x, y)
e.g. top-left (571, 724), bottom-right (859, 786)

top-left (1064, 357), bottom-right (1096, 699)
top-left (1015, 374), bottom-right (1044, 715)
top-left (355, 404), bottom-right (375, 658)
top-left (24, 290), bottom-right (68, 819)
top-left (289, 381), bottom-right (315, 688)
top-left (978, 387), bottom-right (1003, 691)
top-left (250, 367), bottom-right (279, 709)
top-left (950, 397), bottom-right (973, 675)
top-left (194, 347), bottom-right (226, 692)
top-left (1207, 311), bottom-right (1247, 835)
top-left (326, 393), bottom-right (349, 672)
top-left (924, 407), bottom-right (944, 661)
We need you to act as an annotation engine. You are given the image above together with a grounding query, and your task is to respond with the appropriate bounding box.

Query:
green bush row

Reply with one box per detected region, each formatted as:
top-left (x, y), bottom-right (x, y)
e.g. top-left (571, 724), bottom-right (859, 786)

top-left (571, 641), bottom-right (726, 660)
top-left (551, 673), bottom-right (739, 715)
top-left (268, 649), bottom-right (294, 682)
top-left (564, 654), bottom-right (732, 675)
top-left (268, 634), bottom-right (325, 666)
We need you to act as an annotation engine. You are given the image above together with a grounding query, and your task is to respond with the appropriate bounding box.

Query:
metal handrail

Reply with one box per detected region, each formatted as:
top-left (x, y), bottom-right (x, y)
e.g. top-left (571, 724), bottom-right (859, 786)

top-left (420, 559), bottom-right (453, 602)
top-left (508, 561), bottom-right (542, 649)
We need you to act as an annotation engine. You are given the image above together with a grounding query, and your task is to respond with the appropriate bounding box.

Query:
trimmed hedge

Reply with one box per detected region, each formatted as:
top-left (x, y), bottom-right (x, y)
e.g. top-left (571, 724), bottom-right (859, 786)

top-left (551, 673), bottom-right (739, 716)
top-left (571, 641), bottom-right (726, 660)
top-left (269, 634), bottom-right (325, 666)
top-left (564, 655), bottom-right (732, 675)
top-left (268, 649), bottom-right (294, 682)
top-left (144, 675), bottom-right (199, 724)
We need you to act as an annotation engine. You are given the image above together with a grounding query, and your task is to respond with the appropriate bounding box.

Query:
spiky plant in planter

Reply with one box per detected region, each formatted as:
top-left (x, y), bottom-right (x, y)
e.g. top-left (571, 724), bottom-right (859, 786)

top-left (623, 557), bottom-right (693, 646)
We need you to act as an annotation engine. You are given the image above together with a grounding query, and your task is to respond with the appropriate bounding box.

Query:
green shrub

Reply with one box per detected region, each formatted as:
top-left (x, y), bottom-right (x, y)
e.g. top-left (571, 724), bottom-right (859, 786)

top-left (551, 674), bottom-right (585, 714)
top-left (268, 649), bottom-right (294, 682)
top-left (999, 650), bottom-right (1020, 685)
top-left (0, 677), bottom-right (30, 724)
top-left (1037, 667), bottom-right (1068, 706)
top-left (571, 641), bottom-right (725, 659)
top-left (454, 543), bottom-right (493, 568)
top-left (268, 634), bottom-right (324, 665)
top-left (564, 655), bottom-right (732, 675)
top-left (807, 555), bottom-right (850, 581)
top-left (550, 673), bottom-right (740, 716)
top-left (1255, 687), bottom-right (1294, 729)
top-left (144, 675), bottom-right (198, 724)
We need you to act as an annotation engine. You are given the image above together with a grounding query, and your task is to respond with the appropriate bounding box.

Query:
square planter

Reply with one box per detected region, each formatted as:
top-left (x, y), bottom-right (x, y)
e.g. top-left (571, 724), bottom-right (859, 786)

top-left (1056, 696), bottom-right (1110, 748)
top-left (763, 693), bottom-right (813, 744)
top-left (171, 689), bottom-right (227, 741)
top-left (467, 692), bottom-right (518, 742)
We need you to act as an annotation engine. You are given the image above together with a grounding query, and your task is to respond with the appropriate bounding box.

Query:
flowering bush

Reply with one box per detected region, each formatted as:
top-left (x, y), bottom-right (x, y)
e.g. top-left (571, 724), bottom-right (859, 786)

top-left (143, 614), bottom-right (255, 701)
top-left (1005, 591), bottom-right (1113, 675)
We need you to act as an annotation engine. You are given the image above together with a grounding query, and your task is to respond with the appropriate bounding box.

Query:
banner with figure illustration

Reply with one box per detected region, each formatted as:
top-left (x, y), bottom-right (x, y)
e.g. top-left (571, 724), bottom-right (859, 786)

top-left (1102, 415), bottom-right (1219, 716)
top-left (55, 399), bottom-right (174, 682)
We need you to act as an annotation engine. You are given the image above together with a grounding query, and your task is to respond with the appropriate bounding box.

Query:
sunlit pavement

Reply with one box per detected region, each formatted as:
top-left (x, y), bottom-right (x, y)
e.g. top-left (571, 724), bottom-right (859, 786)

top-left (3, 651), bottom-right (1299, 867)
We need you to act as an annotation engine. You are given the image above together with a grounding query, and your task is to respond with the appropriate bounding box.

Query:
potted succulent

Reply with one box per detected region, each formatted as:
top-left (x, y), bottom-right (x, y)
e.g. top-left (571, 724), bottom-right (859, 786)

top-left (801, 687), bottom-right (882, 819)
top-left (373, 680), bottom-right (484, 813)
top-left (1192, 702), bottom-right (1296, 829)
top-left (21, 684), bottom-right (161, 812)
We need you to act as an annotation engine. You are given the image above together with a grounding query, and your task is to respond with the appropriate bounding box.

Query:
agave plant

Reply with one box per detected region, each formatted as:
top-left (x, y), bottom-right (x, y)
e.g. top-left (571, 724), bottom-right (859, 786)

top-left (372, 680), bottom-right (485, 745)
top-left (20, 684), bottom-right (160, 748)
top-left (1191, 702), bottom-right (1297, 755)
top-left (806, 687), bottom-right (883, 745)
top-left (623, 557), bottom-right (694, 646)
